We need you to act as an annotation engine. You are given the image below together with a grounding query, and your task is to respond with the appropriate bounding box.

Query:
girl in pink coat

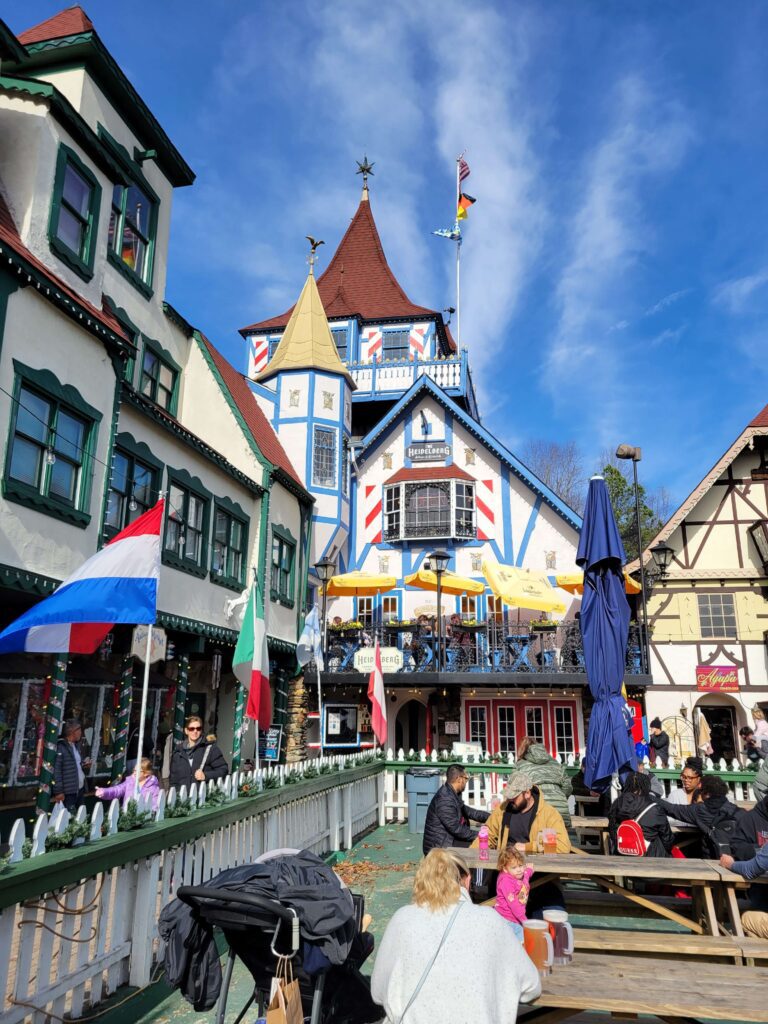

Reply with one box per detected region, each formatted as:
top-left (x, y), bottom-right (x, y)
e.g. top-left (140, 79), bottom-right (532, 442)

top-left (96, 757), bottom-right (161, 811)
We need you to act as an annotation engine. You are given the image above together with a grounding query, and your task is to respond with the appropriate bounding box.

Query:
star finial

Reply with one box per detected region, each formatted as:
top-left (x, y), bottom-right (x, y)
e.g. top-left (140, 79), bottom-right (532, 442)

top-left (356, 155), bottom-right (375, 191)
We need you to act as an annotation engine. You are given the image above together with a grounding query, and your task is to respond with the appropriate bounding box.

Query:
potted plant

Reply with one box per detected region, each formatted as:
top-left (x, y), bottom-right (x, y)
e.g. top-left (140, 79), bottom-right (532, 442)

top-left (530, 618), bottom-right (558, 633)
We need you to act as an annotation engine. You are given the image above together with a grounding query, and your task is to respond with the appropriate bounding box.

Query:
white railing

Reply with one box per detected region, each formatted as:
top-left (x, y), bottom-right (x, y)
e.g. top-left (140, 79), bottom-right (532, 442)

top-left (0, 753), bottom-right (381, 1024)
top-left (347, 354), bottom-right (465, 395)
top-left (379, 747), bottom-right (762, 822)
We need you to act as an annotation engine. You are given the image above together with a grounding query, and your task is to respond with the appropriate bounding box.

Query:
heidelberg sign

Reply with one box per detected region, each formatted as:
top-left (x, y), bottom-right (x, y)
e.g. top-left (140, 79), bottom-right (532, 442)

top-left (406, 442), bottom-right (452, 462)
top-left (696, 665), bottom-right (739, 692)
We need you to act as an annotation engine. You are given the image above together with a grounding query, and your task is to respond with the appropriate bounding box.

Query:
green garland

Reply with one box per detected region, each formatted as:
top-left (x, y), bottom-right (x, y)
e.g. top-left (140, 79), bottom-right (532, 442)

top-left (166, 797), bottom-right (193, 818)
top-left (117, 800), bottom-right (154, 832)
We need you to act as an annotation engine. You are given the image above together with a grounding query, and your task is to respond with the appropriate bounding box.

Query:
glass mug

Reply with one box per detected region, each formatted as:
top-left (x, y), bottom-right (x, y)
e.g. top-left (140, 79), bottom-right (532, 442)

top-left (523, 920), bottom-right (554, 976)
top-left (542, 828), bottom-right (558, 854)
top-left (543, 909), bottom-right (574, 965)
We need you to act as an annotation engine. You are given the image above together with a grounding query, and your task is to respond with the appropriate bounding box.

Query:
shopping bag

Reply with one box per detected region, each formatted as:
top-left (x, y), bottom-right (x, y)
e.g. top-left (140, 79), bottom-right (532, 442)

top-left (266, 956), bottom-right (303, 1024)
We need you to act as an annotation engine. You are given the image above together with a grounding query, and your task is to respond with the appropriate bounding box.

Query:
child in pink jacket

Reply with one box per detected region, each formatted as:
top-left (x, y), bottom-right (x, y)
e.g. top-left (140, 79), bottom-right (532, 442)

top-left (494, 846), bottom-right (534, 940)
top-left (95, 758), bottom-right (161, 811)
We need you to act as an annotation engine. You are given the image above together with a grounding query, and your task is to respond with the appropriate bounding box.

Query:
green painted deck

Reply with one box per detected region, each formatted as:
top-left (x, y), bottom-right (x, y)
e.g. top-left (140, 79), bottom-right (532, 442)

top-left (97, 825), bottom-right (749, 1024)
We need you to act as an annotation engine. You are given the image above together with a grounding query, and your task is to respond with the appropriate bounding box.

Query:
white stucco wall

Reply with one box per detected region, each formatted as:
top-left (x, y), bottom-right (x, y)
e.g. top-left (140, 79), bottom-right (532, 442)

top-left (0, 285), bottom-right (115, 577)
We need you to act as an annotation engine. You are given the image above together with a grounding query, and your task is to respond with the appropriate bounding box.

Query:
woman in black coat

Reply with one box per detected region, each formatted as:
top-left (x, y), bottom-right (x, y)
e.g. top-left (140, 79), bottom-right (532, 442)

top-left (609, 771), bottom-right (674, 857)
top-left (169, 716), bottom-right (228, 790)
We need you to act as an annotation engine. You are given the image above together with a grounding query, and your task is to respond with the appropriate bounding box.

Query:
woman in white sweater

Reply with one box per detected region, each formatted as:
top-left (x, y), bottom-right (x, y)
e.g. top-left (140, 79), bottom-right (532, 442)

top-left (371, 850), bottom-right (541, 1024)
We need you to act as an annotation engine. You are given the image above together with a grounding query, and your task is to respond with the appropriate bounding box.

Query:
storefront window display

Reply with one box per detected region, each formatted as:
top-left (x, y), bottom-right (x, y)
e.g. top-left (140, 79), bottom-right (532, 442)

top-left (14, 680), bottom-right (49, 784)
top-left (0, 681), bottom-right (24, 784)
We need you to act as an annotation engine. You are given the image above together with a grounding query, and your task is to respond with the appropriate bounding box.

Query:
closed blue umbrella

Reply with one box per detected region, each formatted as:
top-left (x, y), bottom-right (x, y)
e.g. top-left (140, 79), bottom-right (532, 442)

top-left (577, 476), bottom-right (637, 791)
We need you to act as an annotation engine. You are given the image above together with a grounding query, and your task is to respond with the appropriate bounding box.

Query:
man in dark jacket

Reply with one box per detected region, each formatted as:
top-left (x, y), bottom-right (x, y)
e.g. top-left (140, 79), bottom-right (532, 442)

top-left (53, 719), bottom-right (90, 811)
top-left (609, 770), bottom-right (673, 857)
top-left (734, 795), bottom-right (768, 860)
top-left (659, 775), bottom-right (746, 857)
top-left (649, 718), bottom-right (670, 767)
top-left (168, 716), bottom-right (228, 790)
top-left (422, 764), bottom-right (489, 854)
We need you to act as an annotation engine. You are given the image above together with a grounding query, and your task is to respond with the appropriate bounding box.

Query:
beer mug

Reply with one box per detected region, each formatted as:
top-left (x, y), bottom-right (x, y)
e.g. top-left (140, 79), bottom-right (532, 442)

top-left (523, 920), bottom-right (554, 976)
top-left (542, 828), bottom-right (558, 854)
top-left (543, 909), bottom-right (574, 965)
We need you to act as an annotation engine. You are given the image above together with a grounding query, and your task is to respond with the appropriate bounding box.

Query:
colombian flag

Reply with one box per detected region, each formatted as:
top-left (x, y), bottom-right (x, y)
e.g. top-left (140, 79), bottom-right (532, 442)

top-left (456, 193), bottom-right (476, 221)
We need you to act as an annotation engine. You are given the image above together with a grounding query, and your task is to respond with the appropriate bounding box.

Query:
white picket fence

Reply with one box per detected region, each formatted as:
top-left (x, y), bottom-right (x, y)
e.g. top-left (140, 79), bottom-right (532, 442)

top-left (380, 747), bottom-right (762, 822)
top-left (0, 753), bottom-right (381, 1024)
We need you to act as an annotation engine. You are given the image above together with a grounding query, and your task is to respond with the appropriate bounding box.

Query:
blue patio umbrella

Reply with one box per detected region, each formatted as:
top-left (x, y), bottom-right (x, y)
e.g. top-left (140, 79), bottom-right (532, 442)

top-left (577, 476), bottom-right (637, 791)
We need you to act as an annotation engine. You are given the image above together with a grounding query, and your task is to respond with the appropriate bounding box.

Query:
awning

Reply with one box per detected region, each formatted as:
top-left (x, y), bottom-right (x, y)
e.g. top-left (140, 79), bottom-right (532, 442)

top-left (555, 571), bottom-right (642, 596)
top-left (482, 561), bottom-right (567, 614)
top-left (405, 567), bottom-right (485, 596)
top-left (325, 571), bottom-right (397, 597)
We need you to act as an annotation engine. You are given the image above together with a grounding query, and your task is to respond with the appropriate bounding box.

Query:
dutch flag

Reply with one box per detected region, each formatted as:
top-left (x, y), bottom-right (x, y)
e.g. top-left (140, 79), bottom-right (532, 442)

top-left (0, 500), bottom-right (164, 654)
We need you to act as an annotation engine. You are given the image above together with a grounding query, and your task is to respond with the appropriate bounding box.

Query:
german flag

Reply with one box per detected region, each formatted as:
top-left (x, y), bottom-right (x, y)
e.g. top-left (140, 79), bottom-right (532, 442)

top-left (456, 193), bottom-right (476, 221)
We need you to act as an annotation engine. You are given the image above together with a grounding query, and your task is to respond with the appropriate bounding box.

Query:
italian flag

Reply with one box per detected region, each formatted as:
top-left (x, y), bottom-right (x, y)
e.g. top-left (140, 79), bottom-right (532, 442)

top-left (233, 585), bottom-right (272, 725)
top-left (367, 640), bottom-right (387, 747)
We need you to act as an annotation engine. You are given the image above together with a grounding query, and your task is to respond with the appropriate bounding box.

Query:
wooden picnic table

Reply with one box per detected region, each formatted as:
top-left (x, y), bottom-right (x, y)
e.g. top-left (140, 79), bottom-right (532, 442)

top-left (448, 848), bottom-right (748, 937)
top-left (520, 951), bottom-right (768, 1022)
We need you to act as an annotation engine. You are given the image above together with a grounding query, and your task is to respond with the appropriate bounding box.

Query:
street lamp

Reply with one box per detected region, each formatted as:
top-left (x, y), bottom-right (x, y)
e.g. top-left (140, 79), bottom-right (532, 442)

top-left (615, 445), bottom-right (650, 675)
top-left (428, 549), bottom-right (450, 673)
top-left (313, 557), bottom-right (337, 673)
top-left (650, 540), bottom-right (674, 580)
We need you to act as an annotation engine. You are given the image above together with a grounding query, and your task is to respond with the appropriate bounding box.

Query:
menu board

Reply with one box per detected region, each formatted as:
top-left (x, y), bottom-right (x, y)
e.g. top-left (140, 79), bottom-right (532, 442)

top-left (258, 726), bottom-right (283, 762)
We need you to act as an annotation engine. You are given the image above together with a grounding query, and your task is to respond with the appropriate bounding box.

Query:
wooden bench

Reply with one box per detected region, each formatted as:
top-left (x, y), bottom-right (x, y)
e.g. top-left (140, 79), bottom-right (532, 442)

top-left (573, 926), bottom-right (768, 963)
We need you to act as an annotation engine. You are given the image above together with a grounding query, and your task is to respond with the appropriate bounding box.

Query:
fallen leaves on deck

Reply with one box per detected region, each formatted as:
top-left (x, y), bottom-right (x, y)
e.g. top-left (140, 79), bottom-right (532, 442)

top-left (335, 859), bottom-right (417, 887)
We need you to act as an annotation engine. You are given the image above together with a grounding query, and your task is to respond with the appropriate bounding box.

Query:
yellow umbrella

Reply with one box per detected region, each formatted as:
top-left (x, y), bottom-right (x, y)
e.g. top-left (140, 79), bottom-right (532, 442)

top-left (325, 571), bottom-right (397, 597)
top-left (555, 570), bottom-right (642, 596)
top-left (404, 567), bottom-right (485, 596)
top-left (482, 560), bottom-right (567, 615)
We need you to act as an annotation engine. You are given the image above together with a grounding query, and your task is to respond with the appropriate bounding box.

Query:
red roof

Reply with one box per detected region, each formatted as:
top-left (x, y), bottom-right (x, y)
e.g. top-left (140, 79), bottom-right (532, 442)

top-left (241, 195), bottom-right (444, 334)
top-left (0, 192), bottom-right (129, 344)
top-left (18, 5), bottom-right (94, 45)
top-left (197, 333), bottom-right (308, 496)
top-left (750, 403), bottom-right (768, 428)
top-left (385, 465), bottom-right (474, 485)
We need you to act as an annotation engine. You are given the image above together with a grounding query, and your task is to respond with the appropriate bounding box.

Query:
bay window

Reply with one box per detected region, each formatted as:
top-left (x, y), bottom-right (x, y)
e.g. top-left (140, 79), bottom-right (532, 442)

top-left (383, 480), bottom-right (476, 540)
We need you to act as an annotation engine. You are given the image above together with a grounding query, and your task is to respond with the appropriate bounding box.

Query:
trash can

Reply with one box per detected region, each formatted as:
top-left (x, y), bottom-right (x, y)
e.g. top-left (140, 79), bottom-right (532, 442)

top-left (405, 767), bottom-right (441, 834)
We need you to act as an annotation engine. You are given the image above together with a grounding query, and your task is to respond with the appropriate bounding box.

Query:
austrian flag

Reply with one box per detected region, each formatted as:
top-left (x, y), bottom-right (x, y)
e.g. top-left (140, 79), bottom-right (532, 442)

top-left (233, 585), bottom-right (272, 725)
top-left (367, 640), bottom-right (387, 747)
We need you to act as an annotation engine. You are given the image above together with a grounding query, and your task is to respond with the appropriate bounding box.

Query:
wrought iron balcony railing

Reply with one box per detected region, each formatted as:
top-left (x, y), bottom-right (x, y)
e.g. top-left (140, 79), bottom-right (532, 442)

top-left (318, 621), bottom-right (645, 675)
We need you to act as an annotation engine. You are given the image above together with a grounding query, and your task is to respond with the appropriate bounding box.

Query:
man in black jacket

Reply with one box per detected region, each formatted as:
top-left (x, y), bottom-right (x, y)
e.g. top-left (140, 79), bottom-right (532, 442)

top-left (659, 775), bottom-right (746, 857)
top-left (422, 764), bottom-right (489, 854)
top-left (53, 719), bottom-right (90, 811)
top-left (649, 718), bottom-right (670, 767)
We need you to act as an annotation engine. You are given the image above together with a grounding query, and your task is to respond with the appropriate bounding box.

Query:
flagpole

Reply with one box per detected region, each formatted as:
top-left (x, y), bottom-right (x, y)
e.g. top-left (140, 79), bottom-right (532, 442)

top-left (455, 154), bottom-right (462, 346)
top-left (133, 624), bottom-right (153, 799)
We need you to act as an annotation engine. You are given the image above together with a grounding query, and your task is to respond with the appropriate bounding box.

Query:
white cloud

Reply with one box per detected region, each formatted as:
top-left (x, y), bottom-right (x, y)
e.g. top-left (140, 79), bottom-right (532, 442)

top-left (545, 75), bottom-right (694, 441)
top-left (648, 324), bottom-right (687, 348)
top-left (643, 288), bottom-right (691, 316)
top-left (713, 269), bottom-right (768, 313)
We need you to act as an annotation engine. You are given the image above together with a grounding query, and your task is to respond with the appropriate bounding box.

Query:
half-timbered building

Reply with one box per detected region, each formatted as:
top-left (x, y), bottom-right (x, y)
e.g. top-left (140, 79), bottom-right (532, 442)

top-left (643, 404), bottom-right (768, 761)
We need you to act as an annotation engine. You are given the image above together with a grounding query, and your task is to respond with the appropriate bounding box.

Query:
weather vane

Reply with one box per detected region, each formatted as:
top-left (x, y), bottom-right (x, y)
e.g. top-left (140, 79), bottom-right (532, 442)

top-left (356, 155), bottom-right (375, 189)
top-left (305, 235), bottom-right (325, 274)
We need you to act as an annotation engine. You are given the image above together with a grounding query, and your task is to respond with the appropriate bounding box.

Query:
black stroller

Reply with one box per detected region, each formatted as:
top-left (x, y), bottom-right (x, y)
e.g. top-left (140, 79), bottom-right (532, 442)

top-left (176, 883), bottom-right (376, 1024)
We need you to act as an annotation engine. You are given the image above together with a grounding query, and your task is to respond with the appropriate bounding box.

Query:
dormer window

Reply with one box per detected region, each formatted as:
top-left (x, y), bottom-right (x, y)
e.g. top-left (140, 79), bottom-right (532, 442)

top-left (49, 145), bottom-right (101, 281)
top-left (331, 327), bottom-right (347, 360)
top-left (108, 181), bottom-right (156, 291)
top-left (382, 329), bottom-right (410, 361)
top-left (383, 474), bottom-right (476, 541)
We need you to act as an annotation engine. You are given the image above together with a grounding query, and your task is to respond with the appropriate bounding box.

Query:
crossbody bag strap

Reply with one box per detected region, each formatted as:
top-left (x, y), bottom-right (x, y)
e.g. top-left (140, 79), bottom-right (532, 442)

top-left (634, 804), bottom-right (654, 825)
top-left (396, 900), bottom-right (463, 1024)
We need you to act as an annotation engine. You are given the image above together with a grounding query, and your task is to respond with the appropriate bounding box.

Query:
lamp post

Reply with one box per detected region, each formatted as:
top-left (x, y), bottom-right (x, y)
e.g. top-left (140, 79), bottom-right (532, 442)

top-left (650, 540), bottom-right (674, 580)
top-left (428, 549), bottom-right (450, 673)
top-left (313, 556), bottom-right (336, 754)
top-left (615, 445), bottom-right (649, 675)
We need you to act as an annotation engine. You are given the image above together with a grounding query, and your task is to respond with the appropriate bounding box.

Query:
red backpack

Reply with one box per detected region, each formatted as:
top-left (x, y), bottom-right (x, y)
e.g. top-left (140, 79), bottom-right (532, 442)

top-left (616, 804), bottom-right (654, 856)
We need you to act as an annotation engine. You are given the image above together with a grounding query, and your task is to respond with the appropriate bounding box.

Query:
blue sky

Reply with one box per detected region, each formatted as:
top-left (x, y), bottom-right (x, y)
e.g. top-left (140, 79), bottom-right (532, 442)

top-left (12, 1), bottom-right (768, 505)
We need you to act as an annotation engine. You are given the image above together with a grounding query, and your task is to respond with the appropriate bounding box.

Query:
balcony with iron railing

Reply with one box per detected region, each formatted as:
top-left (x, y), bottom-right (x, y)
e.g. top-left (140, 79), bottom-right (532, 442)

top-left (346, 350), bottom-right (479, 417)
top-left (319, 619), bottom-right (648, 679)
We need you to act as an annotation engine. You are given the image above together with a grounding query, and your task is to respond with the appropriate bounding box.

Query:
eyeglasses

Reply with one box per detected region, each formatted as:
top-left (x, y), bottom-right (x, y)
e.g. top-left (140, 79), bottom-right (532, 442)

top-left (187, 726), bottom-right (202, 733)
top-left (681, 773), bottom-right (700, 781)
